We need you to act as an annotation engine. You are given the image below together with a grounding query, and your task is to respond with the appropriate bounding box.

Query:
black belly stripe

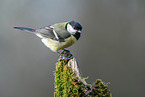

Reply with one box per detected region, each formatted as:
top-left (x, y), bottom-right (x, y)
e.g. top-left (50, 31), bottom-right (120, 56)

top-left (73, 32), bottom-right (81, 40)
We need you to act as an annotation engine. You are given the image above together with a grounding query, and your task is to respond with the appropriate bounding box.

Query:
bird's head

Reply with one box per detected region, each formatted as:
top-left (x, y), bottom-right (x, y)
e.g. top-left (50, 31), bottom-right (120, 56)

top-left (66, 20), bottom-right (82, 35)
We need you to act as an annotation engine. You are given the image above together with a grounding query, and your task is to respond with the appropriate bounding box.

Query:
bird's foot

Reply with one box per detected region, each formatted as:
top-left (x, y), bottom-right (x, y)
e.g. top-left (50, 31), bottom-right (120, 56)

top-left (57, 49), bottom-right (73, 61)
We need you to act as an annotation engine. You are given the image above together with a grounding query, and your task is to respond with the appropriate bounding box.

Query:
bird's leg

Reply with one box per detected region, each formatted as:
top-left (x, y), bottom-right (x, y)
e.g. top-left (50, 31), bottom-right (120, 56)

top-left (57, 49), bottom-right (73, 61)
top-left (57, 50), bottom-right (63, 55)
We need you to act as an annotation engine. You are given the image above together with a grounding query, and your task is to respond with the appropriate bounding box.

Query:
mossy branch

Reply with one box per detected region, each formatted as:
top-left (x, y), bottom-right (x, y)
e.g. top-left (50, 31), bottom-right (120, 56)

top-left (54, 50), bottom-right (112, 97)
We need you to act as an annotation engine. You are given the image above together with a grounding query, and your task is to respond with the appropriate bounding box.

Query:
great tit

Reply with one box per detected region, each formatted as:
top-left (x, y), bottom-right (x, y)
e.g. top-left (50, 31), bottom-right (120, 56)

top-left (14, 20), bottom-right (82, 52)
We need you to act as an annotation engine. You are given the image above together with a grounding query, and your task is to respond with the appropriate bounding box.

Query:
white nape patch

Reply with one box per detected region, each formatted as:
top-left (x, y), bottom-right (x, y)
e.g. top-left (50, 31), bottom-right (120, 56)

top-left (53, 30), bottom-right (59, 40)
top-left (67, 23), bottom-right (77, 34)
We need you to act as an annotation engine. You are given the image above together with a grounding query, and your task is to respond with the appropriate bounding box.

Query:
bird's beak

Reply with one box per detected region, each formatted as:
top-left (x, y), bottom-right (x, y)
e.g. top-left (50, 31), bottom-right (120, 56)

top-left (77, 30), bottom-right (82, 33)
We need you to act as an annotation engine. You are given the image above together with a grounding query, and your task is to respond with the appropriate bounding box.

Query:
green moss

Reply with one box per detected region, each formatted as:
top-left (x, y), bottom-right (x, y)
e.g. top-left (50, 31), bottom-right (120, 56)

top-left (54, 59), bottom-right (87, 97)
top-left (89, 80), bottom-right (111, 97)
top-left (54, 50), bottom-right (111, 97)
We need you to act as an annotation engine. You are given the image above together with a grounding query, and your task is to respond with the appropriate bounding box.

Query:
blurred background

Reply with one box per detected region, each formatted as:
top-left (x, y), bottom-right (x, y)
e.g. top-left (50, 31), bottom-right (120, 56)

top-left (0, 0), bottom-right (145, 97)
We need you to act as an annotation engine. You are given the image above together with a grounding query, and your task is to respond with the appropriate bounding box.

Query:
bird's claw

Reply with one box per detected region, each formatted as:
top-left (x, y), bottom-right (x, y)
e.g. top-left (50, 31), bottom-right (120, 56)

top-left (57, 49), bottom-right (73, 61)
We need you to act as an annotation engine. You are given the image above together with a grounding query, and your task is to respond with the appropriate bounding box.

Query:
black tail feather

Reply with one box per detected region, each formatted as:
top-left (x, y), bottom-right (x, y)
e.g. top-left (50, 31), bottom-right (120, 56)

top-left (13, 27), bottom-right (36, 32)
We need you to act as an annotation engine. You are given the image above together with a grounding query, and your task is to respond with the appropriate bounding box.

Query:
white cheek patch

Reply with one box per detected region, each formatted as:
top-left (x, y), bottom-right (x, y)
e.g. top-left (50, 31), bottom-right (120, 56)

top-left (67, 24), bottom-right (77, 34)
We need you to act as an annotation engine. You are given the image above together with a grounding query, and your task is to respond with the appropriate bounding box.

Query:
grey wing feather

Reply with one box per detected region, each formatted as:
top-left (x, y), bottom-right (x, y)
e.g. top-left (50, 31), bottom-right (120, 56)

top-left (35, 26), bottom-right (57, 40)
top-left (36, 26), bottom-right (65, 42)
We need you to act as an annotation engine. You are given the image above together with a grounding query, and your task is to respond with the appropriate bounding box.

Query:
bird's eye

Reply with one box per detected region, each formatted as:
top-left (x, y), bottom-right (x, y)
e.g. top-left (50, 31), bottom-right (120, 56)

top-left (74, 26), bottom-right (77, 29)
top-left (74, 26), bottom-right (79, 30)
top-left (74, 26), bottom-right (82, 31)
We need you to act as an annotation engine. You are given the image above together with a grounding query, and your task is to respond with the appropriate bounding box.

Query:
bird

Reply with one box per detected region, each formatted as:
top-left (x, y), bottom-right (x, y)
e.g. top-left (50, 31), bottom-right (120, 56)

top-left (14, 20), bottom-right (82, 55)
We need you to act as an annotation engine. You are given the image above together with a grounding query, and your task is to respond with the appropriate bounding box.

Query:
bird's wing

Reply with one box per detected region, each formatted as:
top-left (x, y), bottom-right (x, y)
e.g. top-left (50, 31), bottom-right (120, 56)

top-left (53, 23), bottom-right (71, 41)
top-left (14, 26), bottom-right (57, 40)
top-left (35, 25), bottom-right (64, 41)
top-left (36, 24), bottom-right (71, 42)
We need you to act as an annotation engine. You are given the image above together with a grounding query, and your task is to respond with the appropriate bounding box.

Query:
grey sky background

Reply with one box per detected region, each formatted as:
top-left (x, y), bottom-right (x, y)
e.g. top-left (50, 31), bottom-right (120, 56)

top-left (0, 0), bottom-right (145, 97)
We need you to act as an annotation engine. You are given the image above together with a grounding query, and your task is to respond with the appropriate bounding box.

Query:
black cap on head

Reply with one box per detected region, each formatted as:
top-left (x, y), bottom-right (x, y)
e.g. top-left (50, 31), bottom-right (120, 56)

top-left (68, 20), bottom-right (82, 31)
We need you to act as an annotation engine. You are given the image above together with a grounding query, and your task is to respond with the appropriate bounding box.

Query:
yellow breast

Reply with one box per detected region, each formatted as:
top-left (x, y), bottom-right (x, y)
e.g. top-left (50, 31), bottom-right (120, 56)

top-left (41, 35), bottom-right (77, 52)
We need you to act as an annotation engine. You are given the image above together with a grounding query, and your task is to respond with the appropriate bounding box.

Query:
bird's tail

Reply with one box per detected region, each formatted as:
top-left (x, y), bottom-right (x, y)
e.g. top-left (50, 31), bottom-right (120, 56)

top-left (13, 27), bottom-right (36, 33)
